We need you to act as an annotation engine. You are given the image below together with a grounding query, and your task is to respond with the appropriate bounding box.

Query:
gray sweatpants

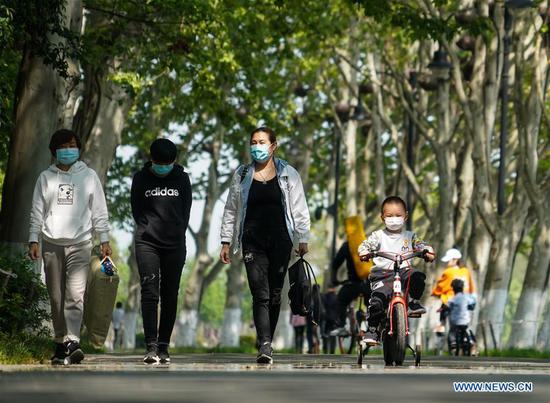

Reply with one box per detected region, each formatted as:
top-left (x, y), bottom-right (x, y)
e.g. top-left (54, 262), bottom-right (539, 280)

top-left (42, 240), bottom-right (93, 343)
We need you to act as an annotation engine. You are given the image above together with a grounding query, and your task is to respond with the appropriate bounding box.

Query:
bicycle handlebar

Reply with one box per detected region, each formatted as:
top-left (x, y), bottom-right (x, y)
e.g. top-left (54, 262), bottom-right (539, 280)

top-left (360, 249), bottom-right (430, 263)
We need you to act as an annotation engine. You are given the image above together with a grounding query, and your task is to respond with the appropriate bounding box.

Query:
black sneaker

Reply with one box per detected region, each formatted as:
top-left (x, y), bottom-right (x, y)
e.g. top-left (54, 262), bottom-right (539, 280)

top-left (143, 343), bottom-right (160, 365)
top-left (51, 342), bottom-right (66, 365)
top-left (364, 326), bottom-right (380, 346)
top-left (64, 340), bottom-right (84, 365)
top-left (408, 300), bottom-right (427, 315)
top-left (158, 343), bottom-right (170, 364)
top-left (256, 342), bottom-right (273, 364)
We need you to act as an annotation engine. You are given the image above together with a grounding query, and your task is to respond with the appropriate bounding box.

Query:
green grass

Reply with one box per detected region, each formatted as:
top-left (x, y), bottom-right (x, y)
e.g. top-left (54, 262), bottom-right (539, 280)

top-left (486, 348), bottom-right (550, 359)
top-left (0, 332), bottom-right (51, 364)
top-left (0, 332), bottom-right (107, 364)
top-left (421, 347), bottom-right (550, 359)
top-left (79, 337), bottom-right (106, 354)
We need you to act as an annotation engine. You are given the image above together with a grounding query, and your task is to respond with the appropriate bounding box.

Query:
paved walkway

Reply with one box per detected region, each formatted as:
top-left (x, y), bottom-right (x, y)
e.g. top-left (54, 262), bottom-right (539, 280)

top-left (1, 354), bottom-right (549, 402)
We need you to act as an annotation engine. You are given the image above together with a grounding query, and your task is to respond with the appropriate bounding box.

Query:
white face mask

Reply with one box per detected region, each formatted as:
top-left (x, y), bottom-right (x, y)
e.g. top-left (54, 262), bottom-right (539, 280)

top-left (385, 217), bottom-right (405, 231)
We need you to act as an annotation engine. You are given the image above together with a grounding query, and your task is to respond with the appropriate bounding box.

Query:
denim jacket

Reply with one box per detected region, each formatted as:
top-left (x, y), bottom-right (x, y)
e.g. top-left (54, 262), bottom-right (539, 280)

top-left (220, 158), bottom-right (311, 255)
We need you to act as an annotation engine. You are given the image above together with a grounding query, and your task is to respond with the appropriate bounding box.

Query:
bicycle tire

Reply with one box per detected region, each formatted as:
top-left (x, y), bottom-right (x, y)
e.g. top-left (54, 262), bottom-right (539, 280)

top-left (393, 303), bottom-right (406, 366)
top-left (383, 329), bottom-right (394, 366)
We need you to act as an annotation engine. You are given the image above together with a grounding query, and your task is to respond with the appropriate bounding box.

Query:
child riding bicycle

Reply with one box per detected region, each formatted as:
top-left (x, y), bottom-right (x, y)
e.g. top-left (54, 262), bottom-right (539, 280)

top-left (358, 196), bottom-right (435, 345)
top-left (447, 278), bottom-right (477, 353)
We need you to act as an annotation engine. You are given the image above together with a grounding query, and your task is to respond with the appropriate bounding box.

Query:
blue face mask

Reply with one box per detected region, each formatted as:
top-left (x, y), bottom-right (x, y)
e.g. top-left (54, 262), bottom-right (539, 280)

top-left (250, 144), bottom-right (271, 163)
top-left (56, 148), bottom-right (79, 165)
top-left (151, 162), bottom-right (174, 176)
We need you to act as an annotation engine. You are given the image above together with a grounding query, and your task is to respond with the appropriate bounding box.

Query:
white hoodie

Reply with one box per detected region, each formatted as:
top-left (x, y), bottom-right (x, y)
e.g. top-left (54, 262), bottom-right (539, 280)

top-left (29, 161), bottom-right (110, 246)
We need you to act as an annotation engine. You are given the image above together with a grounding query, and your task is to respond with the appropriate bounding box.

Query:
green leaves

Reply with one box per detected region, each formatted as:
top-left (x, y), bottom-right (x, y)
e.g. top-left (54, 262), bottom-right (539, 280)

top-left (355, 0), bottom-right (492, 41)
top-left (0, 248), bottom-right (50, 335)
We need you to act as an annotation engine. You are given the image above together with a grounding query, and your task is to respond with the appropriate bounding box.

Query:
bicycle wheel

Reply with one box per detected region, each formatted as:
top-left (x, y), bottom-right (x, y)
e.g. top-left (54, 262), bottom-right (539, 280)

top-left (383, 332), bottom-right (394, 366)
top-left (392, 303), bottom-right (406, 366)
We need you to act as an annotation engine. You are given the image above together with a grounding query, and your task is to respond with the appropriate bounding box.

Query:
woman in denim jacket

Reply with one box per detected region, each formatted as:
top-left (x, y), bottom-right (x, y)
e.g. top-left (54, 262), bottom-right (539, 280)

top-left (220, 126), bottom-right (310, 364)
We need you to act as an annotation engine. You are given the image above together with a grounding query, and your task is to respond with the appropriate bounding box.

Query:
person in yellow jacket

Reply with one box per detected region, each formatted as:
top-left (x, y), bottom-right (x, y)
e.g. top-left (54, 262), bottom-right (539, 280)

top-left (432, 248), bottom-right (476, 333)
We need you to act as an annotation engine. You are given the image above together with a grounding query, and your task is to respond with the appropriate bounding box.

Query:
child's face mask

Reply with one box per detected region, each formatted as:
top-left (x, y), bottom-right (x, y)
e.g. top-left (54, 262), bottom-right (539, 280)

top-left (385, 216), bottom-right (405, 231)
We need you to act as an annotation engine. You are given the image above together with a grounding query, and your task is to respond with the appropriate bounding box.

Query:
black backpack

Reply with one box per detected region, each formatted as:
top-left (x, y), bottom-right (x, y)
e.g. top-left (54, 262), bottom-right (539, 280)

top-left (288, 258), bottom-right (321, 325)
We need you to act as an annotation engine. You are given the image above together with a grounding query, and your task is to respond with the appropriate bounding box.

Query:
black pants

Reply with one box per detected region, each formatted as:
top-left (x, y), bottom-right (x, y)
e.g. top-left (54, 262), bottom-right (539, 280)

top-left (114, 329), bottom-right (120, 348)
top-left (367, 268), bottom-right (426, 328)
top-left (448, 324), bottom-right (469, 346)
top-left (439, 304), bottom-right (449, 323)
top-left (321, 319), bottom-right (337, 354)
top-left (135, 242), bottom-right (186, 345)
top-left (242, 225), bottom-right (292, 345)
top-left (335, 281), bottom-right (372, 328)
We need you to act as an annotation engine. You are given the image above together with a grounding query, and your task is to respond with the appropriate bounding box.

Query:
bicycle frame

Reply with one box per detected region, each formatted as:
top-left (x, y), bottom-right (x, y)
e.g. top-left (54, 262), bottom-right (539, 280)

top-left (359, 249), bottom-right (429, 366)
top-left (372, 251), bottom-right (426, 337)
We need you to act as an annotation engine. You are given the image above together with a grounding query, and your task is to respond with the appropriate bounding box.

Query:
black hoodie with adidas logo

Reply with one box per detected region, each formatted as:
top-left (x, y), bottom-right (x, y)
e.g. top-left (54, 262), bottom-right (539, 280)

top-left (131, 162), bottom-right (192, 249)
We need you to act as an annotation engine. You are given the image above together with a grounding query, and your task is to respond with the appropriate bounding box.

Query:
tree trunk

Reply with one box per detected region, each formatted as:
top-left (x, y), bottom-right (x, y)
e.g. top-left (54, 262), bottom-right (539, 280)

top-left (0, 1), bottom-right (84, 246)
top-left (466, 223), bottom-right (492, 332)
top-left (0, 53), bottom-right (59, 245)
top-left (59, 0), bottom-right (84, 129)
top-left (433, 80), bottom-right (456, 255)
top-left (220, 260), bottom-right (244, 347)
top-left (367, 53), bottom-right (386, 205)
top-left (123, 231), bottom-right (141, 349)
top-left (322, 138), bottom-right (337, 291)
top-left (272, 255), bottom-right (295, 350)
top-left (79, 60), bottom-right (131, 182)
top-left (479, 211), bottom-right (529, 347)
top-left (177, 249), bottom-right (213, 346)
top-left (507, 221), bottom-right (550, 348)
top-left (454, 142), bottom-right (474, 252)
top-left (357, 132), bottom-right (373, 220)
top-left (177, 136), bottom-right (223, 346)
top-left (338, 36), bottom-right (359, 218)
top-left (537, 289), bottom-right (550, 350)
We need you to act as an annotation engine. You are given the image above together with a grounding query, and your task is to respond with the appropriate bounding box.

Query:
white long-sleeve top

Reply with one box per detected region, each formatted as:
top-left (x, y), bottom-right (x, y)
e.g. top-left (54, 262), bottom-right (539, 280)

top-left (29, 161), bottom-right (110, 246)
top-left (358, 229), bottom-right (432, 272)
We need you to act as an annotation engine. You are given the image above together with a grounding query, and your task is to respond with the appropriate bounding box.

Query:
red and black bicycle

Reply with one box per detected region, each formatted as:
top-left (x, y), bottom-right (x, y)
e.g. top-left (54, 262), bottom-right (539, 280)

top-left (360, 250), bottom-right (430, 367)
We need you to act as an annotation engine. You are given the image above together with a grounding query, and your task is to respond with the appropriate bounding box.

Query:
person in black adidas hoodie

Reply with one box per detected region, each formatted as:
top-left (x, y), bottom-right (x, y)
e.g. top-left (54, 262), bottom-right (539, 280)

top-left (131, 138), bottom-right (192, 364)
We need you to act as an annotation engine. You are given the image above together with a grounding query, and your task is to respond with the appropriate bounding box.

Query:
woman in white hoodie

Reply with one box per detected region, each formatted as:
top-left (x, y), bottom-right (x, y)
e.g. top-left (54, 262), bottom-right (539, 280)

top-left (28, 129), bottom-right (111, 365)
